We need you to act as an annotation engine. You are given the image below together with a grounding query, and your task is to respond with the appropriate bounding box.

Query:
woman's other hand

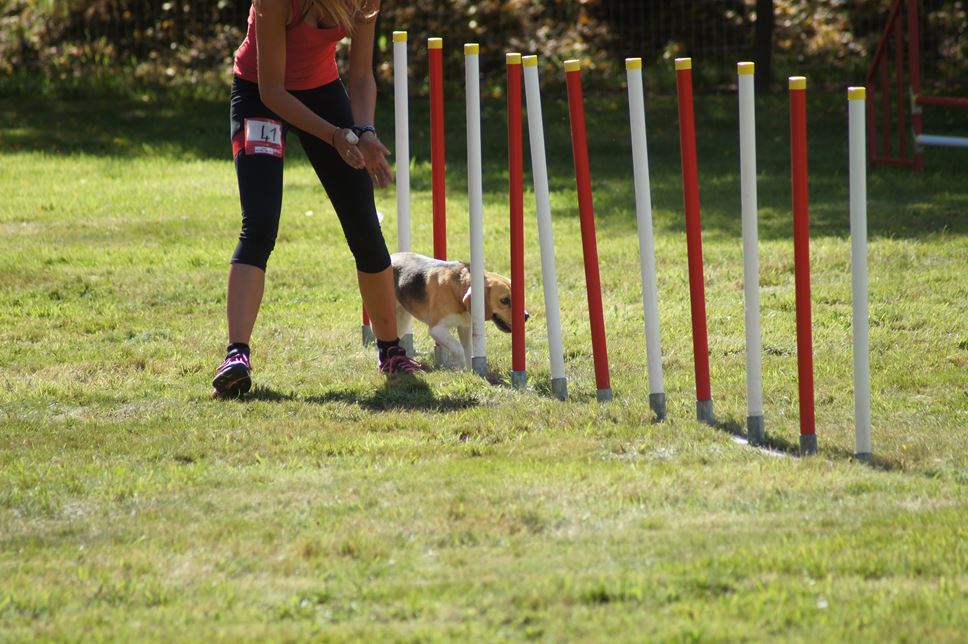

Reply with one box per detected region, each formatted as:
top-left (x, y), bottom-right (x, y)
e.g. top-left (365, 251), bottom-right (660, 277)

top-left (359, 132), bottom-right (393, 188)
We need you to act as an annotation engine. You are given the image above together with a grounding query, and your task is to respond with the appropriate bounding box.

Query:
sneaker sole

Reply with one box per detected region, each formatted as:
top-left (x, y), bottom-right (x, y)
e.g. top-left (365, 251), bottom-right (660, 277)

top-left (212, 366), bottom-right (252, 398)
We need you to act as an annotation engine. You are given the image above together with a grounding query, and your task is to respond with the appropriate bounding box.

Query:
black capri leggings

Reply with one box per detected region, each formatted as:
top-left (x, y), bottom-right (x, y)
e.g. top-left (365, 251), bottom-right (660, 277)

top-left (229, 75), bottom-right (391, 273)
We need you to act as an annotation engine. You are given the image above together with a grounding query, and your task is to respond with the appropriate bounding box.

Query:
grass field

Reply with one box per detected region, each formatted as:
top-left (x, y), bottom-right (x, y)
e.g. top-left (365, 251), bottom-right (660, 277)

top-left (2, 79), bottom-right (967, 641)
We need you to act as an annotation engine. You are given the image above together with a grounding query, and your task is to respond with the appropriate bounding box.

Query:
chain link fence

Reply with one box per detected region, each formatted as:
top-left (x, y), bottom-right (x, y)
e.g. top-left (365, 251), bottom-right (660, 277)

top-left (1, 0), bottom-right (964, 93)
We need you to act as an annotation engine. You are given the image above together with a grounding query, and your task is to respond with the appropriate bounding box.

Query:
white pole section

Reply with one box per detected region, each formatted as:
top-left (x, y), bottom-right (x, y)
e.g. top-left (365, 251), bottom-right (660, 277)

top-left (849, 86), bottom-right (872, 461)
top-left (393, 30), bottom-right (413, 355)
top-left (465, 43), bottom-right (487, 377)
top-left (523, 55), bottom-right (567, 400)
top-left (738, 61), bottom-right (764, 445)
top-left (625, 57), bottom-right (665, 420)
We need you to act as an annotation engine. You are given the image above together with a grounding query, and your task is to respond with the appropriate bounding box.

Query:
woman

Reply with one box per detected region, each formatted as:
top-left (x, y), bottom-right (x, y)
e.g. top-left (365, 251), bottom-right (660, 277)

top-left (213, 0), bottom-right (422, 398)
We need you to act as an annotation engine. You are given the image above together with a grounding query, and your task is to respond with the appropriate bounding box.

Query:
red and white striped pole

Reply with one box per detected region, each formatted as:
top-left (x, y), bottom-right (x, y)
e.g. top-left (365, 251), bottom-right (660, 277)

top-left (428, 37), bottom-right (448, 366)
top-left (507, 53), bottom-right (526, 389)
top-left (564, 59), bottom-right (611, 402)
top-left (789, 76), bottom-right (817, 455)
top-left (674, 58), bottom-right (713, 425)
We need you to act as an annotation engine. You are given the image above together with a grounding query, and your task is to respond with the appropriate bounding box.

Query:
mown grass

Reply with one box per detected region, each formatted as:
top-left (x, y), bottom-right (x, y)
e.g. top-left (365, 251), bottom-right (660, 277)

top-left (1, 78), bottom-right (967, 641)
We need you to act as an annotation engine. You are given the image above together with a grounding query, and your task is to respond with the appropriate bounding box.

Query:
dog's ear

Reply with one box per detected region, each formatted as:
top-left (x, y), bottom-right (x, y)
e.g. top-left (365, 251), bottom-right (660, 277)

top-left (461, 285), bottom-right (494, 318)
top-left (483, 282), bottom-right (493, 318)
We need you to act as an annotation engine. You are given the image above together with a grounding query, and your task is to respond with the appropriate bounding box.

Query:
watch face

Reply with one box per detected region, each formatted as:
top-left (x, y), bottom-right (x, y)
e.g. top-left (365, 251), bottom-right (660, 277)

top-left (345, 130), bottom-right (360, 145)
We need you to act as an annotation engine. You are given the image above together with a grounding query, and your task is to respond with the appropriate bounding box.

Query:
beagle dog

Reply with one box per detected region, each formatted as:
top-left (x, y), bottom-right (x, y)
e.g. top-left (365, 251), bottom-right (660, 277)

top-left (391, 252), bottom-right (528, 368)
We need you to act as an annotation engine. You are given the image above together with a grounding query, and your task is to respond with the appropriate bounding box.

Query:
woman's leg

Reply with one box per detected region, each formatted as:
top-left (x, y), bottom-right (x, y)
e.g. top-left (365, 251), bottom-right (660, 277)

top-left (356, 266), bottom-right (397, 341)
top-left (227, 263), bottom-right (266, 344)
top-left (215, 78), bottom-right (287, 395)
top-left (294, 83), bottom-right (398, 342)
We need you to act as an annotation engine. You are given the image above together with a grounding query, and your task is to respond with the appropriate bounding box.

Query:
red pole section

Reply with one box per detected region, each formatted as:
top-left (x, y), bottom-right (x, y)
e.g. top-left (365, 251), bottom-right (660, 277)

top-left (361, 306), bottom-right (374, 346)
top-left (564, 59), bottom-right (611, 402)
top-left (506, 53), bottom-right (527, 388)
top-left (789, 76), bottom-right (816, 455)
top-left (906, 0), bottom-right (924, 170)
top-left (428, 37), bottom-right (447, 259)
top-left (674, 58), bottom-right (713, 425)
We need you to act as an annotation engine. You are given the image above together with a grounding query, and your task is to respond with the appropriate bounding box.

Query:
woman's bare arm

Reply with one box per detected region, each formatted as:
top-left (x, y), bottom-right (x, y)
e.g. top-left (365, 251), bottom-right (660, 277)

top-left (254, 0), bottom-right (364, 167)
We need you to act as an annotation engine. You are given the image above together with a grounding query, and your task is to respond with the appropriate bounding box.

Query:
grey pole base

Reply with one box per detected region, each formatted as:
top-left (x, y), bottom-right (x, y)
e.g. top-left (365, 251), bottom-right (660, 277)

top-left (696, 399), bottom-right (714, 426)
top-left (471, 356), bottom-right (488, 378)
top-left (511, 370), bottom-right (527, 389)
top-left (649, 393), bottom-right (667, 420)
top-left (551, 377), bottom-right (568, 401)
top-left (401, 333), bottom-right (414, 356)
top-left (434, 345), bottom-right (447, 369)
top-left (362, 324), bottom-right (375, 347)
top-left (800, 434), bottom-right (817, 455)
top-left (747, 415), bottom-right (765, 446)
top-left (596, 388), bottom-right (613, 402)
top-left (854, 452), bottom-right (872, 463)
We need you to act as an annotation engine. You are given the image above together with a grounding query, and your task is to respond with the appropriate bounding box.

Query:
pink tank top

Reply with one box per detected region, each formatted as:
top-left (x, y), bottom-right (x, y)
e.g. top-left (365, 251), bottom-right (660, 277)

top-left (233, 0), bottom-right (346, 90)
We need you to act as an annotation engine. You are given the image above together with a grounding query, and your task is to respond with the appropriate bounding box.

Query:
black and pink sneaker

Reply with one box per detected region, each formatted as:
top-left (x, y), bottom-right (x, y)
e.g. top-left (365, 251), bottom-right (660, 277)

top-left (212, 351), bottom-right (252, 398)
top-left (379, 345), bottom-right (424, 375)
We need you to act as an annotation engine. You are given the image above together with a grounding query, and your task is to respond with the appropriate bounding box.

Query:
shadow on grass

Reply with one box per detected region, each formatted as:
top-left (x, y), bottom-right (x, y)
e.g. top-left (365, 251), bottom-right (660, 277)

top-left (244, 378), bottom-right (481, 412)
top-left (710, 414), bottom-right (904, 470)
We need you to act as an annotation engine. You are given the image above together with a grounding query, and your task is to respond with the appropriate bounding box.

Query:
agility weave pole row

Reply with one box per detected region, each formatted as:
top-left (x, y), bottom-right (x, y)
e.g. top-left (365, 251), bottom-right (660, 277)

top-left (380, 38), bottom-right (872, 457)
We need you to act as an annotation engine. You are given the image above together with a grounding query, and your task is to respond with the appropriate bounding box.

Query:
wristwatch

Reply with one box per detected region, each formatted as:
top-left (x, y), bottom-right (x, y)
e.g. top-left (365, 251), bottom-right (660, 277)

top-left (352, 124), bottom-right (377, 139)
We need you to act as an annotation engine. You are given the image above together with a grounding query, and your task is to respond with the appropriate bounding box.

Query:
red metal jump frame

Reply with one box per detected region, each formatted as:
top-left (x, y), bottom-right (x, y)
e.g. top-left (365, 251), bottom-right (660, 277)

top-left (867, 0), bottom-right (968, 170)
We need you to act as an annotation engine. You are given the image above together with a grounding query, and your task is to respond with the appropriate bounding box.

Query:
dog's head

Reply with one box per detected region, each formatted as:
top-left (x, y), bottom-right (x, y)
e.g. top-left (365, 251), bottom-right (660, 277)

top-left (461, 271), bottom-right (529, 333)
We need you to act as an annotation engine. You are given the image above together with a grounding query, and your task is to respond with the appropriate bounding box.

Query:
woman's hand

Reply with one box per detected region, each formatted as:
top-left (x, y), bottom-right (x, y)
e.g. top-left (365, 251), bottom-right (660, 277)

top-left (333, 128), bottom-right (366, 170)
top-left (358, 133), bottom-right (393, 188)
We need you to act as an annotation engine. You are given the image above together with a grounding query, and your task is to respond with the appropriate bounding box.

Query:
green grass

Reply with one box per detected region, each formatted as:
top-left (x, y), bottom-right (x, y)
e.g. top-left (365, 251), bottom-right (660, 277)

top-left (2, 83), bottom-right (967, 641)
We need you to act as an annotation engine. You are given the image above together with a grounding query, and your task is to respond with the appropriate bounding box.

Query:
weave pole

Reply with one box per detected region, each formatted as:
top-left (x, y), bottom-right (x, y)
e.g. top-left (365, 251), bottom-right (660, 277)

top-left (362, 307), bottom-right (374, 346)
top-left (507, 53), bottom-right (527, 389)
top-left (428, 37), bottom-right (447, 366)
top-left (849, 86), bottom-right (872, 461)
top-left (674, 58), bottom-right (713, 425)
top-left (465, 43), bottom-right (487, 377)
top-left (564, 59), bottom-right (612, 402)
top-left (523, 55), bottom-right (567, 400)
top-left (738, 62), bottom-right (764, 444)
top-left (393, 30), bottom-right (413, 355)
top-left (789, 76), bottom-right (816, 455)
top-left (625, 57), bottom-right (665, 420)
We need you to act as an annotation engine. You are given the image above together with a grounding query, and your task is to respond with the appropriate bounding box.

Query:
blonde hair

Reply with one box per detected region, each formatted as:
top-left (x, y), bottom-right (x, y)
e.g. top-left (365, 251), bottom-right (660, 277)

top-left (306, 0), bottom-right (379, 34)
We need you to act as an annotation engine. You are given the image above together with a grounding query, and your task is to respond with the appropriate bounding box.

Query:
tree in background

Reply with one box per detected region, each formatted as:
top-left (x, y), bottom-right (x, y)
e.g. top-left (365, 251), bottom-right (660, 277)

top-left (754, 0), bottom-right (774, 91)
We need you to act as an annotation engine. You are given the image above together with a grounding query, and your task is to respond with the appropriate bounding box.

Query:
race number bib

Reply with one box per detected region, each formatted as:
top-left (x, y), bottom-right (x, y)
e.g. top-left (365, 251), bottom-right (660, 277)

top-left (244, 118), bottom-right (284, 157)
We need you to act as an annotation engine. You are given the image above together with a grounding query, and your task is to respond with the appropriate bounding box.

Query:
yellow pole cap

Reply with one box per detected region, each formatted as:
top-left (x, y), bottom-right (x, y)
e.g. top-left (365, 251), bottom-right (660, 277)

top-left (738, 62), bottom-right (754, 75)
top-left (675, 58), bottom-right (692, 71)
top-left (522, 55), bottom-right (538, 68)
top-left (464, 43), bottom-right (479, 56)
top-left (428, 37), bottom-right (442, 49)
top-left (789, 76), bottom-right (807, 90)
top-left (392, 31), bottom-right (407, 43)
top-left (848, 86), bottom-right (866, 100)
top-left (564, 59), bottom-right (581, 73)
top-left (506, 52), bottom-right (522, 65)
top-left (625, 58), bottom-right (643, 71)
